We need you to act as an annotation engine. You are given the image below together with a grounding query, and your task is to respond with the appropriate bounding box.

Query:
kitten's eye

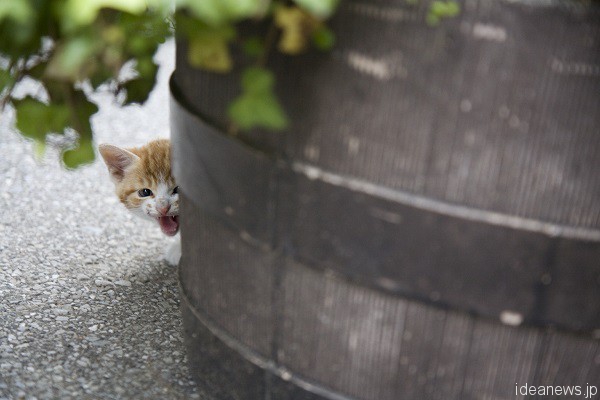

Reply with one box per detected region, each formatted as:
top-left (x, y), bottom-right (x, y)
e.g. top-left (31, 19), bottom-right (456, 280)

top-left (172, 186), bottom-right (179, 195)
top-left (138, 188), bottom-right (153, 197)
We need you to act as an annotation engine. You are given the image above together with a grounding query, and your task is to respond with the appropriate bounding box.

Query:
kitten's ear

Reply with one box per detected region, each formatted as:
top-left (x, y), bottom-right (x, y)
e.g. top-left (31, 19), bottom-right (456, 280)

top-left (98, 144), bottom-right (140, 183)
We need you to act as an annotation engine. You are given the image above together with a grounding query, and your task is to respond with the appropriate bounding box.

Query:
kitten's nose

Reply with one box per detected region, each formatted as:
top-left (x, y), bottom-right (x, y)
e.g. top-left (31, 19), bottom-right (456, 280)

top-left (157, 204), bottom-right (171, 215)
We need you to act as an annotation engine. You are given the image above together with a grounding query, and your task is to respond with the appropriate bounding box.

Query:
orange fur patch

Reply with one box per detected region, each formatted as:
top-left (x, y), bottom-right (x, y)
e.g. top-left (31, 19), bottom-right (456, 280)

top-left (114, 139), bottom-right (175, 209)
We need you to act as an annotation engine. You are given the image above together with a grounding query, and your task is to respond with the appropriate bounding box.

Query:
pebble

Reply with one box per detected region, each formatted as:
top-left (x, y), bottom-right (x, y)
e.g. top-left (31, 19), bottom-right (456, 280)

top-left (79, 305), bottom-right (91, 313)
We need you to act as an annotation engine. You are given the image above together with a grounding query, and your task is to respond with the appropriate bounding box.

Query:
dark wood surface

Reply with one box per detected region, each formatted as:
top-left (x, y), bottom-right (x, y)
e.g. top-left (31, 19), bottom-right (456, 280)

top-left (171, 0), bottom-right (600, 398)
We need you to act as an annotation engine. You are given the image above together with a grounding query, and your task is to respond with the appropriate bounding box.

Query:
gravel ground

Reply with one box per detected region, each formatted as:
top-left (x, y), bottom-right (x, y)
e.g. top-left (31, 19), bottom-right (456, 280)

top-left (0, 40), bottom-right (205, 399)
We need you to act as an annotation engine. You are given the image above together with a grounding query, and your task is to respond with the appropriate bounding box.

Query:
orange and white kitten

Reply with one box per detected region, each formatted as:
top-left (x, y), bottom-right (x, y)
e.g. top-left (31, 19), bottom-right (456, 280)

top-left (98, 139), bottom-right (181, 265)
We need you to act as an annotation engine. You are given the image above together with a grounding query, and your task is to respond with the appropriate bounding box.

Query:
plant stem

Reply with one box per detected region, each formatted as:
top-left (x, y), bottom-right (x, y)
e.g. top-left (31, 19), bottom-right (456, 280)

top-left (258, 22), bottom-right (278, 68)
top-left (0, 59), bottom-right (22, 111)
top-left (62, 84), bottom-right (84, 136)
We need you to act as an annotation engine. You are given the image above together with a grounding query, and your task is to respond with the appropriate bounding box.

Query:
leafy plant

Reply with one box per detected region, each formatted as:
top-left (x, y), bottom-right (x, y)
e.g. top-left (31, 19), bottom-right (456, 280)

top-left (0, 0), bottom-right (459, 168)
top-left (1, 0), bottom-right (171, 167)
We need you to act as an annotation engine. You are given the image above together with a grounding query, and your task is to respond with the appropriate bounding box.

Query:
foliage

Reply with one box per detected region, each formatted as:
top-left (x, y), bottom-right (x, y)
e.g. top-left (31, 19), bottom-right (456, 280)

top-left (427, 1), bottom-right (461, 26)
top-left (228, 67), bottom-right (288, 131)
top-left (0, 0), bottom-right (459, 168)
top-left (0, 0), bottom-right (170, 167)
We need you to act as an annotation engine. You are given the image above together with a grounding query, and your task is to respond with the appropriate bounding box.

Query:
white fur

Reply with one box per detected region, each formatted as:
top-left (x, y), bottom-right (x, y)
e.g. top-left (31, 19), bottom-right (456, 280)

top-left (136, 182), bottom-right (179, 222)
top-left (164, 236), bottom-right (181, 266)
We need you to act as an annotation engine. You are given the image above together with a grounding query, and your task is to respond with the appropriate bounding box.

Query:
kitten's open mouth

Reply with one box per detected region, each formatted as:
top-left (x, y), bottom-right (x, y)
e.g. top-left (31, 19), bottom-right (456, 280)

top-left (158, 215), bottom-right (179, 236)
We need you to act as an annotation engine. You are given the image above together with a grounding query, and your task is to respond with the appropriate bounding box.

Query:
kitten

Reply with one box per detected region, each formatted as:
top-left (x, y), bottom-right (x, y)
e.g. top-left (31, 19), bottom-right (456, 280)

top-left (98, 139), bottom-right (181, 265)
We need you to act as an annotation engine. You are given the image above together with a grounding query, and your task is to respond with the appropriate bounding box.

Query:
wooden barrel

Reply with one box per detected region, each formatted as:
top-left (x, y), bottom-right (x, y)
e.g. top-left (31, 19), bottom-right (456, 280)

top-left (170, 1), bottom-right (600, 398)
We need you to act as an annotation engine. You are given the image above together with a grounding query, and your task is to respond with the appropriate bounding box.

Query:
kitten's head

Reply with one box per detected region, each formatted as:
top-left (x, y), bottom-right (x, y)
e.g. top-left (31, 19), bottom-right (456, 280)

top-left (98, 139), bottom-right (179, 236)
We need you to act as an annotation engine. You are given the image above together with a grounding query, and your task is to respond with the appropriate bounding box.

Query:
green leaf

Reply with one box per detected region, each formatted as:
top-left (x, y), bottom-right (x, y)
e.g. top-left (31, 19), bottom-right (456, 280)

top-left (13, 97), bottom-right (71, 140)
top-left (177, 0), bottom-right (263, 25)
top-left (177, 15), bottom-right (235, 72)
top-left (67, 88), bottom-right (99, 140)
top-left (241, 67), bottom-right (274, 93)
top-left (274, 6), bottom-right (312, 55)
top-left (428, 1), bottom-right (460, 25)
top-left (0, 68), bottom-right (14, 93)
top-left (123, 77), bottom-right (155, 103)
top-left (120, 12), bottom-right (171, 56)
top-left (122, 57), bottom-right (158, 104)
top-left (430, 0), bottom-right (460, 17)
top-left (88, 67), bottom-right (114, 89)
top-left (312, 25), bottom-right (335, 51)
top-left (46, 35), bottom-right (99, 81)
top-left (60, 0), bottom-right (164, 30)
top-left (25, 61), bottom-right (48, 80)
top-left (188, 36), bottom-right (232, 72)
top-left (185, 23), bottom-right (235, 72)
top-left (228, 67), bottom-right (288, 131)
top-left (293, 0), bottom-right (339, 19)
top-left (229, 93), bottom-right (288, 130)
top-left (0, 0), bottom-right (33, 23)
top-left (62, 89), bottom-right (99, 168)
top-left (242, 37), bottom-right (264, 58)
top-left (62, 139), bottom-right (95, 168)
top-left (0, 0), bottom-right (51, 58)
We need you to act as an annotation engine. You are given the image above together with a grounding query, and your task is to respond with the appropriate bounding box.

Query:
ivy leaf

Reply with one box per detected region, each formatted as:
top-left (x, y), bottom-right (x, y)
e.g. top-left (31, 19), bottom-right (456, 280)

top-left (13, 96), bottom-right (71, 141)
top-left (177, 0), bottom-right (264, 26)
top-left (46, 35), bottom-right (99, 81)
top-left (0, 0), bottom-right (51, 58)
top-left (229, 94), bottom-right (288, 131)
top-left (427, 1), bottom-right (460, 26)
top-left (123, 77), bottom-right (155, 103)
top-left (241, 67), bottom-right (274, 92)
top-left (430, 0), bottom-right (460, 16)
top-left (88, 67), bottom-right (114, 90)
top-left (184, 22), bottom-right (236, 72)
top-left (274, 6), bottom-right (314, 55)
top-left (122, 57), bottom-right (158, 104)
top-left (62, 139), bottom-right (95, 168)
top-left (62, 89), bottom-right (99, 168)
top-left (0, 0), bottom-right (33, 23)
top-left (40, 84), bottom-right (99, 167)
top-left (0, 68), bottom-right (14, 93)
top-left (24, 61), bottom-right (48, 80)
top-left (120, 12), bottom-right (171, 56)
top-left (228, 67), bottom-right (288, 131)
top-left (293, 0), bottom-right (339, 19)
top-left (188, 34), bottom-right (232, 72)
top-left (242, 36), bottom-right (264, 58)
top-left (230, 96), bottom-right (288, 131)
top-left (60, 0), bottom-right (156, 31)
top-left (312, 25), bottom-right (335, 51)
top-left (67, 88), bottom-right (99, 140)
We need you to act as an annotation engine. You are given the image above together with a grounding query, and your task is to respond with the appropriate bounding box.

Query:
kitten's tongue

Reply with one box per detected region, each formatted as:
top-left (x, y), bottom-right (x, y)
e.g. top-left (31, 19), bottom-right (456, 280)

top-left (158, 216), bottom-right (179, 236)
